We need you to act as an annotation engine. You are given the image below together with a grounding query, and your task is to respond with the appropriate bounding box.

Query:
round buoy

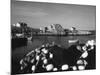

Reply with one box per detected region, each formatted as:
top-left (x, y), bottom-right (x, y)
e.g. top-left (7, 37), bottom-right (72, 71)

top-left (46, 64), bottom-right (54, 71)
top-left (43, 59), bottom-right (48, 64)
top-left (20, 59), bottom-right (23, 64)
top-left (76, 45), bottom-right (81, 51)
top-left (61, 64), bottom-right (69, 70)
top-left (21, 66), bottom-right (23, 70)
top-left (42, 48), bottom-right (48, 54)
top-left (77, 60), bottom-right (83, 65)
top-left (87, 40), bottom-right (95, 46)
top-left (53, 68), bottom-right (58, 71)
top-left (36, 55), bottom-right (40, 61)
top-left (31, 65), bottom-right (36, 72)
top-left (78, 66), bottom-right (85, 70)
top-left (49, 53), bottom-right (53, 59)
top-left (81, 51), bottom-right (88, 58)
top-left (72, 66), bottom-right (77, 71)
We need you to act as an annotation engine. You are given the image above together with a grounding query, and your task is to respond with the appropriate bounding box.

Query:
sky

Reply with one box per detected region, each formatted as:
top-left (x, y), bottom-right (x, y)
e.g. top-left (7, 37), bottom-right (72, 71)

top-left (11, 0), bottom-right (96, 30)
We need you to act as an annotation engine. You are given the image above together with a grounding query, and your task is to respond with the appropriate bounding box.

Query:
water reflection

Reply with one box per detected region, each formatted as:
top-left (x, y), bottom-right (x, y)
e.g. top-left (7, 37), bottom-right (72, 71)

top-left (30, 35), bottom-right (95, 49)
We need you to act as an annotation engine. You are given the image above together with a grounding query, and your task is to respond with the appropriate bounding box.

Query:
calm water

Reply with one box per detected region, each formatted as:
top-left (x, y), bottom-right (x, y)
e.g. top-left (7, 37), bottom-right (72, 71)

top-left (12, 35), bottom-right (96, 59)
top-left (12, 35), bottom-right (95, 74)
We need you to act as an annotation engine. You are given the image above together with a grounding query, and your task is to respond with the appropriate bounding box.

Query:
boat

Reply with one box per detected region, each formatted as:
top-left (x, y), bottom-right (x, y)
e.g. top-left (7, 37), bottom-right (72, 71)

top-left (68, 39), bottom-right (79, 44)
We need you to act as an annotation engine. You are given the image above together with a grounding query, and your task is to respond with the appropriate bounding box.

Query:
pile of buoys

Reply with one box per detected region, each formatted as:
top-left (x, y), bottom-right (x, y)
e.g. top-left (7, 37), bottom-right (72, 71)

top-left (19, 40), bottom-right (96, 73)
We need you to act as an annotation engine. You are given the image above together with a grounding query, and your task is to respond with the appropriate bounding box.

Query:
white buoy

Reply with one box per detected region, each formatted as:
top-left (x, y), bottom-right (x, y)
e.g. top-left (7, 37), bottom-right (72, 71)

top-left (36, 55), bottom-right (40, 61)
top-left (20, 59), bottom-right (23, 64)
top-left (81, 51), bottom-right (88, 58)
top-left (77, 60), bottom-right (83, 65)
top-left (21, 66), bottom-right (24, 70)
top-left (76, 45), bottom-right (81, 51)
top-left (43, 59), bottom-right (48, 64)
top-left (32, 65), bottom-right (36, 72)
top-left (90, 46), bottom-right (94, 50)
top-left (53, 68), bottom-right (58, 71)
top-left (49, 53), bottom-right (53, 59)
top-left (87, 40), bottom-right (95, 46)
top-left (16, 23), bottom-right (21, 27)
top-left (72, 66), bottom-right (77, 71)
top-left (78, 66), bottom-right (85, 70)
top-left (42, 48), bottom-right (48, 54)
top-left (46, 64), bottom-right (54, 71)
top-left (61, 64), bottom-right (69, 70)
